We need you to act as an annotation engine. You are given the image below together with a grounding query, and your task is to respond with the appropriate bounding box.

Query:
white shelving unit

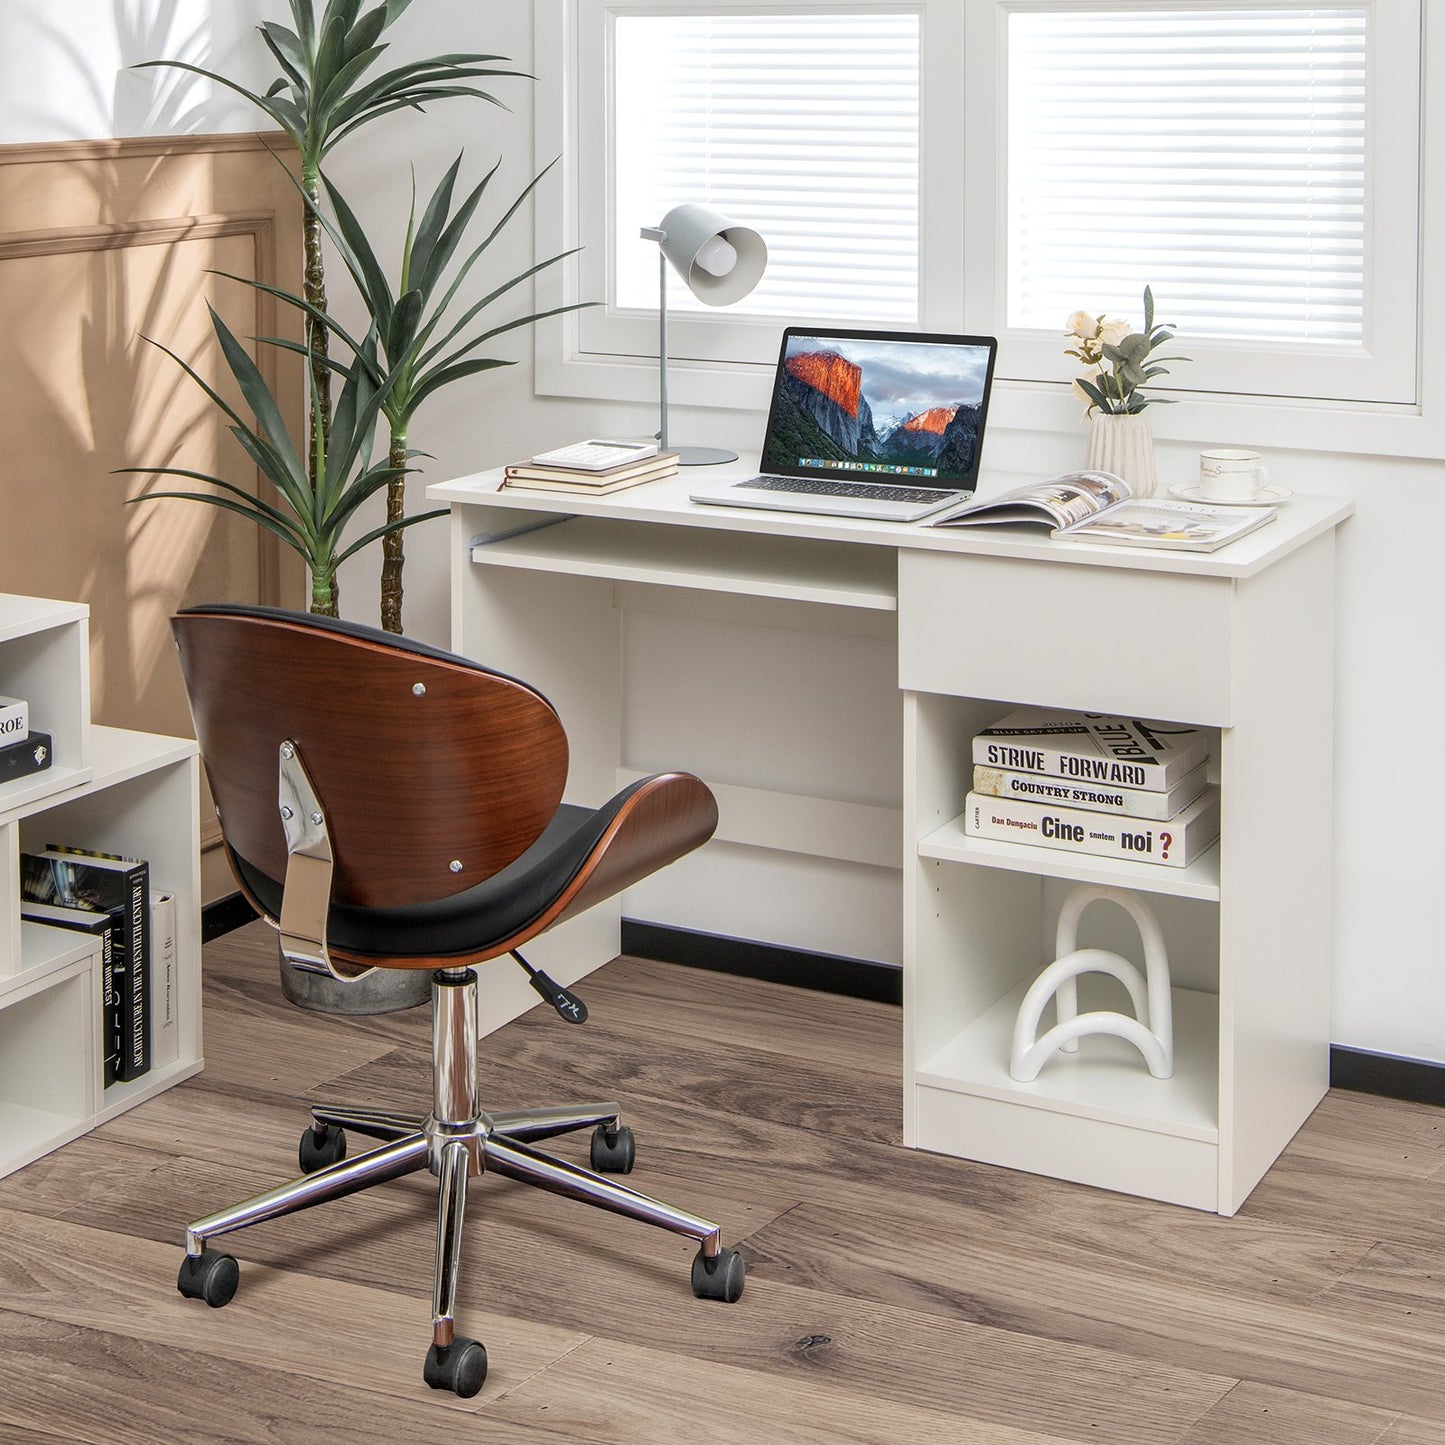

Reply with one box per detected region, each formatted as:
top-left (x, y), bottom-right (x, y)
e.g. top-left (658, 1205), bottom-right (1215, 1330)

top-left (0, 593), bottom-right (202, 1181)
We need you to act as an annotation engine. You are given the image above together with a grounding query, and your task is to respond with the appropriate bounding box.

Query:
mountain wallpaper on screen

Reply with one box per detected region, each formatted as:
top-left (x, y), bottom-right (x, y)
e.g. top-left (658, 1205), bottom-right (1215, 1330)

top-left (761, 342), bottom-right (985, 478)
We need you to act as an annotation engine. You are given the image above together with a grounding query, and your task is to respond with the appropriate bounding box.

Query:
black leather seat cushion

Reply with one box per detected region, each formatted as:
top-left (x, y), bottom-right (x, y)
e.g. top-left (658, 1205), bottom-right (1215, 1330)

top-left (233, 779), bottom-right (653, 961)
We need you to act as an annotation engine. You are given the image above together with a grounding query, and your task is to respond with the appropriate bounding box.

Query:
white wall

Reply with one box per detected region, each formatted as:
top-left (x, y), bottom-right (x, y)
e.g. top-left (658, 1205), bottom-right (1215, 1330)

top-left (8, 2), bottom-right (1441, 1066)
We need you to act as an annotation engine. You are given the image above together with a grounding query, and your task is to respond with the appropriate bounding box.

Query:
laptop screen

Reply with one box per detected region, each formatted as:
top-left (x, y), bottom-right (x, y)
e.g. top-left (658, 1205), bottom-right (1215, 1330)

top-left (759, 327), bottom-right (998, 492)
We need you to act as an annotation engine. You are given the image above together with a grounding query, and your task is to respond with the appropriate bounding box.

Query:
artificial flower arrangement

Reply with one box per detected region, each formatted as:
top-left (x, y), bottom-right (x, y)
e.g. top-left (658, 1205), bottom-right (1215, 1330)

top-left (1065, 286), bottom-right (1185, 414)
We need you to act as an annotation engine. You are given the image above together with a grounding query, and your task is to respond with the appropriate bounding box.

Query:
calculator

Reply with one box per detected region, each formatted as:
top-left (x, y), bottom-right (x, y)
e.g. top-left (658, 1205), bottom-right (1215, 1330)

top-left (530, 438), bottom-right (660, 471)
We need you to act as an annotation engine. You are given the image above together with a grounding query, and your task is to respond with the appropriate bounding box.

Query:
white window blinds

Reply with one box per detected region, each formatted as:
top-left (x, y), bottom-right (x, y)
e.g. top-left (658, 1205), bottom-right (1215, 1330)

top-left (612, 12), bottom-right (921, 324)
top-left (1007, 7), bottom-right (1369, 347)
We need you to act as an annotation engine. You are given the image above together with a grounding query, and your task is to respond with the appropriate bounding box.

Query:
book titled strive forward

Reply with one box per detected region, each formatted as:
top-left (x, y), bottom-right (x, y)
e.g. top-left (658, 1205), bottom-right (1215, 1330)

top-left (971, 707), bottom-right (1210, 792)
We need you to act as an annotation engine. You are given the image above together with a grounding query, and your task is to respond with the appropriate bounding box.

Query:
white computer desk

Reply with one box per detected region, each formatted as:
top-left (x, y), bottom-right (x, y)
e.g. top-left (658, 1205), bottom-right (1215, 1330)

top-left (428, 458), bottom-right (1354, 1214)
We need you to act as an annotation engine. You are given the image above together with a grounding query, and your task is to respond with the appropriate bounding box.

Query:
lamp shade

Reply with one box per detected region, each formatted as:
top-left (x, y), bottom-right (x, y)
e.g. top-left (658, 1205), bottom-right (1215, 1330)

top-left (656, 204), bottom-right (767, 306)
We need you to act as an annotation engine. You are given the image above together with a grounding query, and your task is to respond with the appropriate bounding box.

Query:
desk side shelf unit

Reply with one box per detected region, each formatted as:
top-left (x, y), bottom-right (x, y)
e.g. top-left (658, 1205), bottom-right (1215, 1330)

top-left (0, 594), bottom-right (202, 1181)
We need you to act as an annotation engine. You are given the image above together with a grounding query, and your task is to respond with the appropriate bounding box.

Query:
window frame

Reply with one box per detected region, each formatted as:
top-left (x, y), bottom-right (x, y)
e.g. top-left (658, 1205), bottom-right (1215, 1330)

top-left (537, 0), bottom-right (1445, 458)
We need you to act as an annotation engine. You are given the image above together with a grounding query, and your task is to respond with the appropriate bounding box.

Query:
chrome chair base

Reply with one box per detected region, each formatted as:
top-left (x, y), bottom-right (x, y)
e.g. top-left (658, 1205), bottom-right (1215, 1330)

top-left (178, 968), bottom-right (744, 1393)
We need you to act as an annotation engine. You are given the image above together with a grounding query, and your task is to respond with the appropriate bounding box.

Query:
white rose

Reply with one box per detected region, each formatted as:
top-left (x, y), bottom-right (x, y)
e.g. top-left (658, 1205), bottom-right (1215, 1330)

top-left (1072, 365), bottom-right (1102, 406)
top-left (1099, 317), bottom-right (1133, 347)
top-left (1066, 310), bottom-right (1100, 341)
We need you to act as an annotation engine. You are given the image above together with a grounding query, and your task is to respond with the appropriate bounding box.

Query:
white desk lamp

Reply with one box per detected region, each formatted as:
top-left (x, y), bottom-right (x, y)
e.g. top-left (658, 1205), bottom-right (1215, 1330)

top-left (640, 204), bottom-right (767, 465)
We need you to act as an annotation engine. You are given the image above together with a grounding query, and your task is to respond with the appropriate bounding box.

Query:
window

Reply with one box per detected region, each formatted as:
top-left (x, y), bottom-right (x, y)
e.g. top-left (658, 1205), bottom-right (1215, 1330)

top-left (538, 2), bottom-right (961, 408)
top-left (541, 0), bottom-right (1424, 423)
top-left (981, 1), bottom-right (1421, 405)
top-left (612, 13), bottom-right (922, 326)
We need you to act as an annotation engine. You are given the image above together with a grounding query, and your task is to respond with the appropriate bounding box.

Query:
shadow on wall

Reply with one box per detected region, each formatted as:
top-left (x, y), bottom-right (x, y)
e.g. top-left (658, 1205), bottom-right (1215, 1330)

top-left (0, 1), bottom-right (302, 741)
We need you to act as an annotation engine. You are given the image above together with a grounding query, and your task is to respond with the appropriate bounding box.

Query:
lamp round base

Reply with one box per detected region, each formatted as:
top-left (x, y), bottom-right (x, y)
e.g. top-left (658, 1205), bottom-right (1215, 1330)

top-left (677, 446), bottom-right (739, 466)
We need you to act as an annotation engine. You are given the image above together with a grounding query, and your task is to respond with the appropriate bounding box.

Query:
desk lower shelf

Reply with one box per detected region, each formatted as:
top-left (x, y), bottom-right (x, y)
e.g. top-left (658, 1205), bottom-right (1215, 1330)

top-left (911, 978), bottom-right (1222, 1210)
top-left (471, 515), bottom-right (898, 611)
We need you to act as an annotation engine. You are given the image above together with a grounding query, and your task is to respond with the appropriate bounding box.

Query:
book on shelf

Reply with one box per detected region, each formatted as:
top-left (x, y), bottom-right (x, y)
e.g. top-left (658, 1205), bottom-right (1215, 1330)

top-left (20, 845), bottom-right (150, 1081)
top-left (501, 451), bottom-right (680, 491)
top-left (971, 760), bottom-right (1208, 822)
top-left (0, 728), bottom-right (52, 783)
top-left (19, 900), bottom-right (119, 1086)
top-left (927, 470), bottom-right (1276, 552)
top-left (964, 787), bottom-right (1220, 868)
top-left (972, 707), bottom-right (1210, 792)
top-left (0, 694), bottom-right (28, 741)
top-left (148, 890), bottom-right (179, 1070)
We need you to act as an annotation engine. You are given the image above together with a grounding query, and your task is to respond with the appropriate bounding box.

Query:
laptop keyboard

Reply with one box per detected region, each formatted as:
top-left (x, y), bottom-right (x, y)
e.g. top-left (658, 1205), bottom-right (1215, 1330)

top-left (741, 475), bottom-right (948, 505)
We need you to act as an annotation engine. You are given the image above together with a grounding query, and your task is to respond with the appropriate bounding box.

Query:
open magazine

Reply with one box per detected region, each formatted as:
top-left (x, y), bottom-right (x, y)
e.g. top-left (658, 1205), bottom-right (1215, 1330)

top-left (928, 470), bottom-right (1277, 552)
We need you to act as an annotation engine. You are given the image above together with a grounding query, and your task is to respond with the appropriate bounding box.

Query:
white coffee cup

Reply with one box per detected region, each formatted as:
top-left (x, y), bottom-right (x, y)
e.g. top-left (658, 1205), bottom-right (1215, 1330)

top-left (1199, 449), bottom-right (1269, 502)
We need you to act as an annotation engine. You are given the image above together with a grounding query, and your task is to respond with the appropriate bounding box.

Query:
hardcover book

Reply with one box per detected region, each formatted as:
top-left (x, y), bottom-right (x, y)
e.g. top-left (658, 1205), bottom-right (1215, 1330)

top-left (503, 452), bottom-right (680, 486)
top-left (0, 694), bottom-right (28, 741)
top-left (971, 761), bottom-right (1208, 821)
top-left (149, 890), bottom-right (180, 1070)
top-left (501, 457), bottom-right (680, 496)
top-left (0, 729), bottom-right (52, 783)
top-left (21, 846), bottom-right (150, 1080)
top-left (963, 787), bottom-right (1220, 868)
top-left (972, 708), bottom-right (1210, 792)
top-left (20, 899), bottom-right (119, 1086)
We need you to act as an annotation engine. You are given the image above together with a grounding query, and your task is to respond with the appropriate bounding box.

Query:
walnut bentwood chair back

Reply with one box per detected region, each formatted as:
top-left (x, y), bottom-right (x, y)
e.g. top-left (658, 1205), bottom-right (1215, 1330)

top-left (170, 606), bottom-right (742, 1398)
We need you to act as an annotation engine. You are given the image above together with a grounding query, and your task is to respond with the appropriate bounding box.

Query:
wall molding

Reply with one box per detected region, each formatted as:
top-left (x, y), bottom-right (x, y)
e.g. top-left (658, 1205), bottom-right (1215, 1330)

top-left (0, 131), bottom-right (292, 167)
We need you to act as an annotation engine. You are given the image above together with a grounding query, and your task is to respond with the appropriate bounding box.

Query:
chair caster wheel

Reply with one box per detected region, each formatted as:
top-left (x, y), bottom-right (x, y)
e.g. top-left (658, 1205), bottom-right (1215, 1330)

top-left (590, 1123), bottom-right (635, 1173)
top-left (299, 1124), bottom-right (347, 1174)
top-left (177, 1248), bottom-right (239, 1308)
top-left (424, 1336), bottom-right (488, 1398)
top-left (691, 1246), bottom-right (746, 1303)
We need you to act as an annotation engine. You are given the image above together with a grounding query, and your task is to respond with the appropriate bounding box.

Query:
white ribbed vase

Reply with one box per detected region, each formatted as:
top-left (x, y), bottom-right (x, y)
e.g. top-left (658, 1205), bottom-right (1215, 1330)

top-left (1086, 412), bottom-right (1157, 498)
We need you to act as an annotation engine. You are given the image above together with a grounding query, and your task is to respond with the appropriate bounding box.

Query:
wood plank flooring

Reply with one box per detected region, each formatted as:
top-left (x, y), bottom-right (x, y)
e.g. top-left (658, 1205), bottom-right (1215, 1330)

top-left (0, 919), bottom-right (1441, 1443)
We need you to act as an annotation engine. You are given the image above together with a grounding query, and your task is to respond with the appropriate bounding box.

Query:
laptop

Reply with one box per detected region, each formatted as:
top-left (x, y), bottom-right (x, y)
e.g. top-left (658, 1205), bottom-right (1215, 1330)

top-left (691, 326), bottom-right (998, 522)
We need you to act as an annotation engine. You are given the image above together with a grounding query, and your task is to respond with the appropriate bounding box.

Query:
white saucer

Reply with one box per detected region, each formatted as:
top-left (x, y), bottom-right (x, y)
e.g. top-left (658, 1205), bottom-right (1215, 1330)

top-left (1168, 482), bottom-right (1292, 507)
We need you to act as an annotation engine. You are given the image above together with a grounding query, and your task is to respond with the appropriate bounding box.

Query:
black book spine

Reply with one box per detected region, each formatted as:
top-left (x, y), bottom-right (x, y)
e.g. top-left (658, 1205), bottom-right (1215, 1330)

top-left (100, 924), bottom-right (118, 1088)
top-left (117, 862), bottom-right (150, 1081)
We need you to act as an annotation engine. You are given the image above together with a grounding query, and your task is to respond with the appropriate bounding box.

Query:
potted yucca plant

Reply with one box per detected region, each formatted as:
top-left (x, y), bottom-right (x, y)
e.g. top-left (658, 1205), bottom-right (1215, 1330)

top-left (232, 155), bottom-right (587, 631)
top-left (139, 1), bottom-right (529, 624)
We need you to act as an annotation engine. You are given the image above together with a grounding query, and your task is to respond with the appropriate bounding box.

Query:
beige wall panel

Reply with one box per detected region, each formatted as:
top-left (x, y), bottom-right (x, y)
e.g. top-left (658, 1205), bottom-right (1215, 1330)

top-left (0, 135), bottom-right (305, 899)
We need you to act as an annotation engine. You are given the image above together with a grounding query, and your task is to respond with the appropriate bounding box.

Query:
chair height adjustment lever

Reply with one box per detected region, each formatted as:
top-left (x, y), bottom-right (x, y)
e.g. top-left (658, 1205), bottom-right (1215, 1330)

top-left (510, 950), bottom-right (588, 1024)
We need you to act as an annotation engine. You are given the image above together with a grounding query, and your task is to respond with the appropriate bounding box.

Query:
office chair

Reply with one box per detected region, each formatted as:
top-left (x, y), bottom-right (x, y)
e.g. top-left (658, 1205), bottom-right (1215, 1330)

top-left (169, 605), bottom-right (744, 1398)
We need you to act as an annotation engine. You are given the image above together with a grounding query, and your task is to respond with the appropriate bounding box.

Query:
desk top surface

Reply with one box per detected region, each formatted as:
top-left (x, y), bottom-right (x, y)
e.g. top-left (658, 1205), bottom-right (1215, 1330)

top-left (428, 457), bottom-right (1354, 581)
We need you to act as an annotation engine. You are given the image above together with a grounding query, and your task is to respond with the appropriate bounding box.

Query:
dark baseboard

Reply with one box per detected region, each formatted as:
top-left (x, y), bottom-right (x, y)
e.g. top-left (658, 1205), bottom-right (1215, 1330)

top-left (621, 920), bottom-right (903, 1006)
top-left (203, 905), bottom-right (1442, 1108)
top-left (622, 921), bottom-right (1444, 1107)
top-left (201, 891), bottom-right (258, 943)
top-left (1328, 1045), bottom-right (1445, 1108)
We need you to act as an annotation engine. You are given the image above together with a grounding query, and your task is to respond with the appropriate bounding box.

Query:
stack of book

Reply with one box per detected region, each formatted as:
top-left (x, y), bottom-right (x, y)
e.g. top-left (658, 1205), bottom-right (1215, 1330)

top-left (964, 706), bottom-right (1219, 868)
top-left (19, 845), bottom-right (179, 1086)
top-left (500, 449), bottom-right (680, 496)
top-left (0, 693), bottom-right (53, 784)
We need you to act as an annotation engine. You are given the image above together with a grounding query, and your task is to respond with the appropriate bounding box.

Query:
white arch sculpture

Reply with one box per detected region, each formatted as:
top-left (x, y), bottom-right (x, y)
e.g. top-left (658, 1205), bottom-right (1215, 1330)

top-left (1009, 884), bottom-right (1174, 1082)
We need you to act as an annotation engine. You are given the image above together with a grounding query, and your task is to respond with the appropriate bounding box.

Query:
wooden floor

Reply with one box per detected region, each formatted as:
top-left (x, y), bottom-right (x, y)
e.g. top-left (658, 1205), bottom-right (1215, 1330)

top-left (0, 921), bottom-right (1442, 1444)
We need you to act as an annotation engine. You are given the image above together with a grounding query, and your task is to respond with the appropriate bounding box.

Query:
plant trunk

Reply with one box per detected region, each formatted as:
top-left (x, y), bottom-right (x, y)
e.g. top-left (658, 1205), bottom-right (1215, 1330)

top-left (379, 430), bottom-right (407, 634)
top-left (310, 564), bottom-right (339, 618)
top-left (302, 166), bottom-right (332, 466)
